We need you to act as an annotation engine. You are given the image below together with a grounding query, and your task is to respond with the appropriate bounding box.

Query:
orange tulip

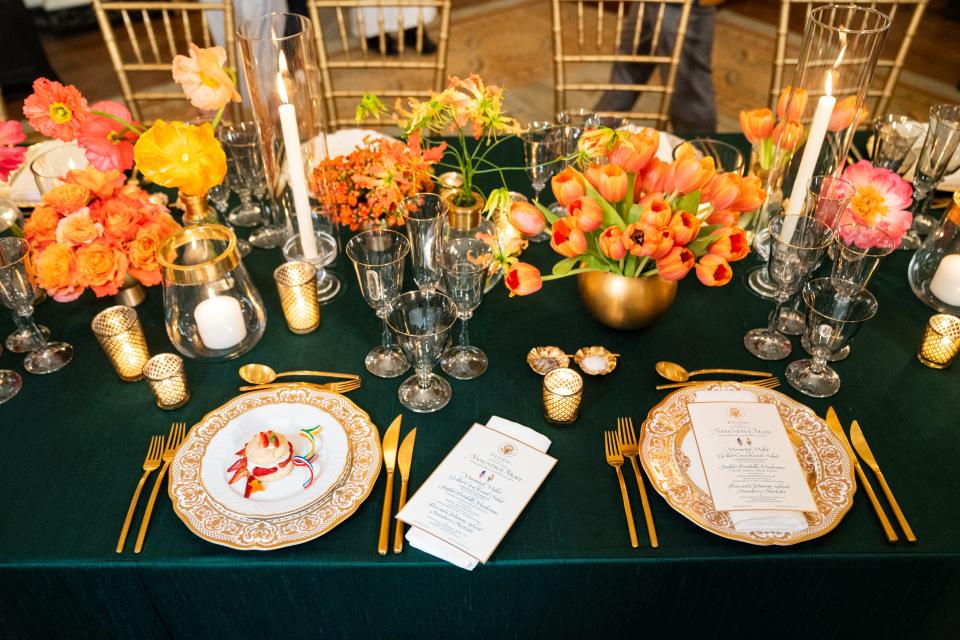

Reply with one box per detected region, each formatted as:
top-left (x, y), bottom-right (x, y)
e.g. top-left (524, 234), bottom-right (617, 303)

top-left (703, 172), bottom-right (740, 211)
top-left (550, 217), bottom-right (588, 258)
top-left (551, 166), bottom-right (587, 208)
top-left (568, 196), bottom-right (603, 232)
top-left (622, 222), bottom-right (674, 259)
top-left (578, 127), bottom-right (617, 160)
top-left (586, 163), bottom-right (628, 203)
top-left (638, 157), bottom-right (670, 197)
top-left (695, 253), bottom-right (733, 286)
top-left (776, 86), bottom-right (807, 121)
top-left (739, 108), bottom-right (775, 144)
top-left (828, 96), bottom-right (868, 132)
top-left (772, 119), bottom-right (804, 151)
top-left (608, 128), bottom-right (659, 173)
top-left (656, 246), bottom-right (695, 281)
top-left (509, 201), bottom-right (546, 236)
top-left (732, 174), bottom-right (765, 212)
top-left (666, 155), bottom-right (715, 194)
top-left (668, 211), bottom-right (701, 246)
top-left (707, 209), bottom-right (739, 226)
top-left (598, 226), bottom-right (628, 260)
top-left (708, 226), bottom-right (751, 262)
top-left (504, 262), bottom-right (542, 296)
top-left (638, 193), bottom-right (672, 227)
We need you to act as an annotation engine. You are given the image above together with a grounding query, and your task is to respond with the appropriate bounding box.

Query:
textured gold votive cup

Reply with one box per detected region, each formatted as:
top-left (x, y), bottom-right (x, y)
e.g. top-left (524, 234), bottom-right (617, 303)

top-left (274, 261), bottom-right (320, 334)
top-left (91, 305), bottom-right (150, 381)
top-left (917, 314), bottom-right (960, 369)
top-left (543, 368), bottom-right (584, 425)
top-left (143, 353), bottom-right (190, 410)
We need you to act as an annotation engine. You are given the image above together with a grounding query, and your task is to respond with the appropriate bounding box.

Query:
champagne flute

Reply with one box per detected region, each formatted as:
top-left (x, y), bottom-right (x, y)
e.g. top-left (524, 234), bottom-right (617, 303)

top-left (402, 193), bottom-right (446, 292)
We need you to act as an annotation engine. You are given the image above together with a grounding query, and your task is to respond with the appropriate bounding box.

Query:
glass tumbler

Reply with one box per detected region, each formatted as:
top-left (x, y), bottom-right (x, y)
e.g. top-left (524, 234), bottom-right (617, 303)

top-left (403, 193), bottom-right (447, 292)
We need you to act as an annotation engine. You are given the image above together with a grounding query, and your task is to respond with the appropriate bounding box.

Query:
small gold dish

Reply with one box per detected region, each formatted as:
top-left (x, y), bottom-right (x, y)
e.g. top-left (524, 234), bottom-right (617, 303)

top-left (527, 346), bottom-right (570, 375)
top-left (574, 346), bottom-right (619, 376)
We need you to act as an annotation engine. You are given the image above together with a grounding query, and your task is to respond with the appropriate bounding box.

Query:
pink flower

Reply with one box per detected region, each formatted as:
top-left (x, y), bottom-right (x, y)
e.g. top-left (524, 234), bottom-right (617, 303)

top-left (0, 120), bottom-right (26, 147)
top-left (23, 78), bottom-right (90, 141)
top-left (77, 100), bottom-right (137, 172)
top-left (509, 201), bottom-right (546, 236)
top-left (0, 119), bottom-right (27, 181)
top-left (172, 44), bottom-right (241, 112)
top-left (840, 160), bottom-right (913, 245)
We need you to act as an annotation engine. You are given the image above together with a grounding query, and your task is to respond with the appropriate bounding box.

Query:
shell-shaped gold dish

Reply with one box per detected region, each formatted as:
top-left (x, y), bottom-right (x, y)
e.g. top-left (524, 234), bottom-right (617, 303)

top-left (527, 346), bottom-right (570, 375)
top-left (574, 346), bottom-right (619, 376)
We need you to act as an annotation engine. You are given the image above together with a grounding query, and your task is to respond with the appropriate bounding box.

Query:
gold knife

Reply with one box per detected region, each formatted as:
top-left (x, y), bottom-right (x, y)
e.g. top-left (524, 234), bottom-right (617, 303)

top-left (393, 428), bottom-right (417, 554)
top-left (826, 407), bottom-right (898, 543)
top-left (850, 420), bottom-right (916, 542)
top-left (378, 415), bottom-right (402, 555)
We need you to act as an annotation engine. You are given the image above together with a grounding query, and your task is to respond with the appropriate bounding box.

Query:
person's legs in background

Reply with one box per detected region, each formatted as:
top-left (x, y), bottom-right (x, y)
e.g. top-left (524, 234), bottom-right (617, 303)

top-left (593, 2), bottom-right (657, 113)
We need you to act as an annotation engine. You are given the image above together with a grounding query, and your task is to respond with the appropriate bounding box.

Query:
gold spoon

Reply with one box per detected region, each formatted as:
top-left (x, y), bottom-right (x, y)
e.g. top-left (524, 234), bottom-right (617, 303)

top-left (238, 363), bottom-right (360, 385)
top-left (655, 360), bottom-right (772, 383)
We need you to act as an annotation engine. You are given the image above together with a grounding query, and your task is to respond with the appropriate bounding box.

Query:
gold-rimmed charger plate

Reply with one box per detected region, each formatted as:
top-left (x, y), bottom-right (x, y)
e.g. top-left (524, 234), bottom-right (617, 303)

top-left (169, 386), bottom-right (381, 551)
top-left (639, 382), bottom-right (855, 545)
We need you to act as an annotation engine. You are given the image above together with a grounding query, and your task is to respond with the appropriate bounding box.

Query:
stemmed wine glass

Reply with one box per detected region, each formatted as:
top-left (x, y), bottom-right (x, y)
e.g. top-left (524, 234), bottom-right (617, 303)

top-left (439, 234), bottom-right (494, 380)
top-left (870, 114), bottom-right (925, 173)
top-left (521, 122), bottom-right (563, 204)
top-left (387, 290), bottom-right (459, 413)
top-left (403, 193), bottom-right (447, 292)
top-left (743, 215), bottom-right (832, 361)
top-left (0, 238), bottom-right (73, 374)
top-left (672, 139), bottom-right (745, 175)
top-left (345, 230), bottom-right (410, 378)
top-left (207, 182), bottom-right (252, 257)
top-left (217, 121), bottom-right (264, 227)
top-left (786, 277), bottom-right (878, 397)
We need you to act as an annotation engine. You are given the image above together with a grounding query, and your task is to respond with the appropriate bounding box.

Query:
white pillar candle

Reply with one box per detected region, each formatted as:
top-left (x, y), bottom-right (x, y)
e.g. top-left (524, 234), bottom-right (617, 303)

top-left (276, 72), bottom-right (319, 260)
top-left (929, 254), bottom-right (960, 307)
top-left (194, 295), bottom-right (248, 350)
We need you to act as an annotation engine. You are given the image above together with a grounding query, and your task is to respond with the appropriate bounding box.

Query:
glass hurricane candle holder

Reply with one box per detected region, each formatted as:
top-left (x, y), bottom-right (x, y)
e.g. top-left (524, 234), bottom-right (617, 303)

top-left (274, 261), bottom-right (320, 334)
top-left (543, 368), bottom-right (584, 425)
top-left (157, 225), bottom-right (266, 361)
top-left (909, 192), bottom-right (960, 313)
top-left (143, 353), bottom-right (190, 410)
top-left (91, 305), bottom-right (150, 381)
top-left (917, 314), bottom-right (960, 369)
top-left (29, 142), bottom-right (89, 195)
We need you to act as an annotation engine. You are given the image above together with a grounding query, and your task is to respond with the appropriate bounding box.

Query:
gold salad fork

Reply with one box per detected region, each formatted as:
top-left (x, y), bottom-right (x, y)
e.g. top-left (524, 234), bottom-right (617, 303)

top-left (134, 422), bottom-right (186, 554)
top-left (656, 377), bottom-right (780, 391)
top-left (238, 380), bottom-right (362, 394)
top-left (604, 431), bottom-right (639, 548)
top-left (116, 435), bottom-right (164, 553)
top-left (617, 418), bottom-right (658, 548)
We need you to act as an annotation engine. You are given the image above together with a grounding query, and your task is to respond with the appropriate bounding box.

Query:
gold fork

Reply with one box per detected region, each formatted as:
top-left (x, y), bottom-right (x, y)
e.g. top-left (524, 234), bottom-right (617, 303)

top-left (604, 431), bottom-right (638, 548)
top-left (656, 377), bottom-right (781, 391)
top-left (134, 422), bottom-right (186, 554)
top-left (617, 418), bottom-right (658, 548)
top-left (238, 380), bottom-right (362, 394)
top-left (116, 435), bottom-right (164, 553)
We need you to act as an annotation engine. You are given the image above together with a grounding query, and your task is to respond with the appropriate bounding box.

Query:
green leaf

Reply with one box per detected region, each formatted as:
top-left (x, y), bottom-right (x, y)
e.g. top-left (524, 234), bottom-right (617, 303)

top-left (673, 191), bottom-right (701, 215)
top-left (686, 236), bottom-right (714, 257)
top-left (626, 203), bottom-right (643, 224)
top-left (552, 257), bottom-right (579, 276)
top-left (583, 180), bottom-right (626, 229)
top-left (624, 254), bottom-right (638, 277)
top-left (533, 199), bottom-right (560, 225)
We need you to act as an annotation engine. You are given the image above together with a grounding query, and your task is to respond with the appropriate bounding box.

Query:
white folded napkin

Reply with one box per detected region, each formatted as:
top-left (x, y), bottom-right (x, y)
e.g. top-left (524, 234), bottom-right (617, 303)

top-left (405, 416), bottom-right (552, 570)
top-left (692, 390), bottom-right (809, 534)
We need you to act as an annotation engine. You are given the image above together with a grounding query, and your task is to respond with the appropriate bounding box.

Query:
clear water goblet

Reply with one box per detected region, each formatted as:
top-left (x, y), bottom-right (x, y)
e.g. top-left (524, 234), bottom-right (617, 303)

top-left (0, 238), bottom-right (73, 374)
top-left (585, 115), bottom-right (630, 130)
top-left (901, 105), bottom-right (960, 248)
top-left (207, 183), bottom-right (252, 257)
top-left (282, 229), bottom-right (342, 304)
top-left (870, 114), bottom-right (925, 174)
top-left (217, 121), bottom-right (264, 227)
top-left (672, 138), bottom-right (745, 175)
top-left (787, 277), bottom-right (878, 397)
top-left (345, 230), bottom-right (410, 378)
top-left (521, 122), bottom-right (563, 204)
top-left (1, 197), bottom-right (50, 352)
top-left (743, 215), bottom-right (832, 361)
top-left (440, 235), bottom-right (494, 380)
top-left (387, 290), bottom-right (459, 413)
top-left (402, 193), bottom-right (447, 292)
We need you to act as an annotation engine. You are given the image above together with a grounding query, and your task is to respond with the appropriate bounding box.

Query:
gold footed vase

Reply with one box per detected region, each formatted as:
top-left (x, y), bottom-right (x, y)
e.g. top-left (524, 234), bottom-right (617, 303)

top-left (577, 271), bottom-right (677, 330)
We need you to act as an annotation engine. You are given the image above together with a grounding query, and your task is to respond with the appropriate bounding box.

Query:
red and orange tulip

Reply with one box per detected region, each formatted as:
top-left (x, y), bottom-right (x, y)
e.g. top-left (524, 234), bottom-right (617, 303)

top-left (586, 163), bottom-right (628, 203)
top-left (829, 96), bottom-right (868, 132)
top-left (504, 262), bottom-right (542, 296)
top-left (708, 226), bottom-right (750, 262)
top-left (772, 119), bottom-right (804, 151)
top-left (739, 108), bottom-right (774, 145)
top-left (776, 86), bottom-right (807, 122)
top-left (622, 222), bottom-right (674, 259)
top-left (509, 201), bottom-right (546, 236)
top-left (551, 166), bottom-right (586, 208)
top-left (568, 196), bottom-right (603, 232)
top-left (668, 211), bottom-right (701, 246)
top-left (695, 254), bottom-right (733, 286)
top-left (550, 217), bottom-right (588, 258)
top-left (609, 128), bottom-right (659, 173)
top-left (656, 246), bottom-right (695, 281)
top-left (666, 154), bottom-right (715, 193)
top-left (638, 157), bottom-right (670, 197)
top-left (598, 226), bottom-right (628, 260)
top-left (638, 192), bottom-right (672, 227)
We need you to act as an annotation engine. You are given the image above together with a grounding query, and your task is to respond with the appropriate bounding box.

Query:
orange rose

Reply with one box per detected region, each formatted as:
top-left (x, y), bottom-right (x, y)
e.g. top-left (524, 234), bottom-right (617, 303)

top-left (777, 86), bottom-right (807, 121)
top-left (126, 224), bottom-right (165, 286)
top-left (772, 119), bottom-right (804, 151)
top-left (696, 254), bottom-right (733, 286)
top-left (504, 262), bottom-right (542, 296)
top-left (55, 207), bottom-right (102, 247)
top-left (656, 246), bottom-right (695, 281)
top-left (567, 196), bottom-right (603, 232)
top-left (23, 205), bottom-right (60, 250)
top-left (75, 240), bottom-right (127, 297)
top-left (97, 197), bottom-right (145, 242)
top-left (64, 166), bottom-right (125, 199)
top-left (34, 242), bottom-right (81, 301)
top-left (42, 183), bottom-right (91, 214)
top-left (739, 108), bottom-right (775, 144)
top-left (551, 166), bottom-right (586, 208)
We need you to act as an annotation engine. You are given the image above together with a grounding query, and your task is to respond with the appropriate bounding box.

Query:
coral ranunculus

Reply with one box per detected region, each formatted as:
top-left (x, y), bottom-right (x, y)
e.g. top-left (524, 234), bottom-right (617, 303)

top-left (586, 163), bottom-right (628, 203)
top-left (708, 227), bottom-right (751, 262)
top-left (568, 196), bottom-right (603, 232)
top-left (609, 128), bottom-right (659, 173)
top-left (509, 201), bottom-right (546, 236)
top-left (22, 78), bottom-right (91, 142)
top-left (550, 217), bottom-right (588, 258)
top-left (504, 262), bottom-right (542, 296)
top-left (42, 183), bottom-right (92, 214)
top-left (739, 108), bottom-right (774, 144)
top-left (551, 166), bottom-right (586, 208)
top-left (172, 44), bottom-right (241, 112)
top-left (776, 86), bottom-right (807, 122)
top-left (55, 207), bottom-right (102, 247)
top-left (23, 205), bottom-right (60, 250)
top-left (75, 240), bottom-right (127, 297)
top-left (77, 100), bottom-right (137, 172)
top-left (839, 160), bottom-right (913, 245)
top-left (622, 222), bottom-right (673, 259)
top-left (64, 166), bottom-right (126, 199)
top-left (656, 246), bottom-right (695, 281)
top-left (134, 120), bottom-right (226, 196)
top-left (34, 242), bottom-right (81, 302)
top-left (696, 253), bottom-right (733, 286)
top-left (598, 226), bottom-right (627, 260)
top-left (772, 119), bottom-right (804, 151)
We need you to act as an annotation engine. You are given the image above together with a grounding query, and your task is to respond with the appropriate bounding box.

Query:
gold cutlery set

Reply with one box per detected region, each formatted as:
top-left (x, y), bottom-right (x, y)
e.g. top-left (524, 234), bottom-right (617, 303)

top-left (377, 415), bottom-right (417, 555)
top-left (237, 363), bottom-right (361, 394)
top-left (654, 360), bottom-right (777, 390)
top-left (603, 417), bottom-right (658, 549)
top-left (826, 407), bottom-right (916, 543)
top-left (117, 421), bottom-right (186, 554)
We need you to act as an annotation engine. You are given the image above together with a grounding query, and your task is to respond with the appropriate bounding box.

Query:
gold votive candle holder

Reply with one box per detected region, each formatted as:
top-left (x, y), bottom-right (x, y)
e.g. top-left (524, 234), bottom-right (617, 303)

top-left (143, 353), bottom-right (190, 410)
top-left (543, 368), bottom-right (584, 425)
top-left (274, 261), bottom-right (320, 334)
top-left (917, 314), bottom-right (960, 369)
top-left (91, 305), bottom-right (150, 381)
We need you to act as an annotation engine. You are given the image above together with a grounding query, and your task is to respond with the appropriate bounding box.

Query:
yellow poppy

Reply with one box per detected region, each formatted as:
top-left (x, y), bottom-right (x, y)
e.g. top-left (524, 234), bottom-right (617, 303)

top-left (133, 120), bottom-right (226, 196)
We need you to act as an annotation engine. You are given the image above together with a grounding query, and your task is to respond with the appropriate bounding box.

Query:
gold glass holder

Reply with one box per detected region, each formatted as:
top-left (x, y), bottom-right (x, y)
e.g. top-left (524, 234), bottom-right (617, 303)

top-left (917, 314), bottom-right (960, 369)
top-left (274, 261), bottom-right (320, 334)
top-left (543, 368), bottom-right (584, 425)
top-left (91, 305), bottom-right (150, 382)
top-left (143, 353), bottom-right (190, 410)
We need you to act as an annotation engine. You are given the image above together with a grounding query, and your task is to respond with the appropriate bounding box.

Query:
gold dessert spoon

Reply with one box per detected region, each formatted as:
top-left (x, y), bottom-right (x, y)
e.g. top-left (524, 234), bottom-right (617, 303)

top-left (654, 360), bottom-right (772, 383)
top-left (239, 363), bottom-right (359, 385)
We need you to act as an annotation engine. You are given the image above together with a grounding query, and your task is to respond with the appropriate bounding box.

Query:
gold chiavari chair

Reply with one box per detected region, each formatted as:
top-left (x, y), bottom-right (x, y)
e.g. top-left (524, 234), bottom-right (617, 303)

top-left (552, 0), bottom-right (694, 130)
top-left (92, 0), bottom-right (240, 122)
top-left (307, 0), bottom-right (452, 131)
top-left (769, 0), bottom-right (928, 122)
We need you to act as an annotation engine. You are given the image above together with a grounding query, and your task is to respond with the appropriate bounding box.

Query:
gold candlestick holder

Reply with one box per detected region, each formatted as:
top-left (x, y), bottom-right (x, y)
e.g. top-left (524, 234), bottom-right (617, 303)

top-left (917, 314), bottom-right (960, 369)
top-left (274, 261), bottom-right (320, 334)
top-left (91, 305), bottom-right (150, 381)
top-left (143, 353), bottom-right (190, 409)
top-left (543, 368), bottom-right (584, 425)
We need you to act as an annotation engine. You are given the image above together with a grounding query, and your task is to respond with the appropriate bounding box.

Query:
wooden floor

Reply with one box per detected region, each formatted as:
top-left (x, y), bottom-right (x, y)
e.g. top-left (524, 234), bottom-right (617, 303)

top-left (3, 0), bottom-right (959, 133)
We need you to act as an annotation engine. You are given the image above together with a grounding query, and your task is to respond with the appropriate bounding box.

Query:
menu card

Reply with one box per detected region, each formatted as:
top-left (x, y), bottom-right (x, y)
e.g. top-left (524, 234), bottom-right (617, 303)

top-left (397, 417), bottom-right (556, 568)
top-left (686, 402), bottom-right (816, 513)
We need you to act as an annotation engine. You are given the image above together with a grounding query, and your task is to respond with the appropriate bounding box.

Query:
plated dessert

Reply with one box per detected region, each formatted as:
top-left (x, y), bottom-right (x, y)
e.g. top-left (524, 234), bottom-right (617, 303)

top-left (228, 430), bottom-right (295, 497)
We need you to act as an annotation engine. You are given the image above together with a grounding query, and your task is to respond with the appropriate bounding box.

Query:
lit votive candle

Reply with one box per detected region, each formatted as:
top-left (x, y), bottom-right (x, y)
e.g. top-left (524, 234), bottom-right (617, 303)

top-left (194, 295), bottom-right (247, 350)
top-left (917, 314), bottom-right (960, 369)
top-left (929, 255), bottom-right (960, 307)
top-left (91, 305), bottom-right (150, 381)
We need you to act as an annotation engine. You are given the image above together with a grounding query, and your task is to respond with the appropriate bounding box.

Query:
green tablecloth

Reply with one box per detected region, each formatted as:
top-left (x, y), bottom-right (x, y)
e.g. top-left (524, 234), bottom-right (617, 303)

top-left (2, 135), bottom-right (958, 639)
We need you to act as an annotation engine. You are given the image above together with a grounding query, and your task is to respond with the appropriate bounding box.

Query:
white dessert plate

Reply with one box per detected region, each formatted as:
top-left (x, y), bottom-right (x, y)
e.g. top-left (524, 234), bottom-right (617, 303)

top-left (312, 128), bottom-right (399, 161)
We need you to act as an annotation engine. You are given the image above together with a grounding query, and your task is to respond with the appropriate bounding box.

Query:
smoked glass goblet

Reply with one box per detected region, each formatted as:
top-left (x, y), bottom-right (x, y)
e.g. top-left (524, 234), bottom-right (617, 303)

top-left (440, 235), bottom-right (494, 379)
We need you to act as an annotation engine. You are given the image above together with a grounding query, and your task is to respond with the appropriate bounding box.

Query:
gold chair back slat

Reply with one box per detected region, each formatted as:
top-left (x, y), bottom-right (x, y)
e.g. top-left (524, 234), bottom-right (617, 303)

top-left (93, 0), bottom-right (240, 123)
top-left (768, 0), bottom-right (928, 122)
top-left (552, 0), bottom-right (694, 130)
top-left (307, 0), bottom-right (451, 131)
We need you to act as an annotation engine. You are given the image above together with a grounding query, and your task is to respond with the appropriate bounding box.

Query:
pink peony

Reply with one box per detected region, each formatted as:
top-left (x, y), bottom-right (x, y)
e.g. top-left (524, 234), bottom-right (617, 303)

top-left (839, 160), bottom-right (913, 246)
